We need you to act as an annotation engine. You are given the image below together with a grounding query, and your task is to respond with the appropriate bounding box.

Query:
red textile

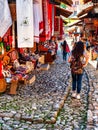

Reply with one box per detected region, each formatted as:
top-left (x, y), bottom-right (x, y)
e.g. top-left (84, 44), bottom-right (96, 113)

top-left (9, 36), bottom-right (13, 45)
top-left (54, 17), bottom-right (60, 32)
top-left (0, 61), bottom-right (2, 78)
top-left (40, 0), bottom-right (52, 42)
top-left (60, 18), bottom-right (63, 40)
top-left (19, 48), bottom-right (24, 54)
top-left (8, 50), bottom-right (18, 62)
top-left (48, 3), bottom-right (52, 39)
top-left (39, 21), bottom-right (43, 32)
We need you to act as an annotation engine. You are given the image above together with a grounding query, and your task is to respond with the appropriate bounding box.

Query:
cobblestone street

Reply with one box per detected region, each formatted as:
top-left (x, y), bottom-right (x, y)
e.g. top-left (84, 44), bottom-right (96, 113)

top-left (0, 48), bottom-right (98, 130)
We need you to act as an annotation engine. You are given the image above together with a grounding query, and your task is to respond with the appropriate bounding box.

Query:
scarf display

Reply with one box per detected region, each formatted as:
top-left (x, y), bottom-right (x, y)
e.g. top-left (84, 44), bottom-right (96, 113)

top-left (40, 0), bottom-right (52, 42)
top-left (0, 0), bottom-right (12, 37)
top-left (16, 0), bottom-right (34, 48)
top-left (33, 0), bottom-right (43, 43)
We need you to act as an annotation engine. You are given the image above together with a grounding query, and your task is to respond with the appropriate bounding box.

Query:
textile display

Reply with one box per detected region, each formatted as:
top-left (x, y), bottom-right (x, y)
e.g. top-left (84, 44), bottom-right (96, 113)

top-left (43, 0), bottom-right (49, 39)
top-left (16, 0), bottom-right (34, 48)
top-left (8, 50), bottom-right (18, 62)
top-left (0, 0), bottom-right (12, 37)
top-left (60, 18), bottom-right (63, 40)
top-left (52, 5), bottom-right (55, 36)
top-left (0, 61), bottom-right (2, 77)
top-left (54, 17), bottom-right (60, 33)
top-left (39, 0), bottom-right (43, 34)
top-left (48, 3), bottom-right (52, 39)
top-left (26, 61), bottom-right (34, 73)
top-left (40, 0), bottom-right (52, 42)
top-left (3, 55), bottom-right (10, 66)
top-left (33, 3), bottom-right (40, 43)
top-left (33, 0), bottom-right (43, 42)
top-left (40, 0), bottom-right (48, 42)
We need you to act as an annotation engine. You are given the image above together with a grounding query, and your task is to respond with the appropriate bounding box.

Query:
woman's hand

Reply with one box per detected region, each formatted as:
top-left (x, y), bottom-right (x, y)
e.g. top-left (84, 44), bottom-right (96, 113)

top-left (68, 55), bottom-right (72, 63)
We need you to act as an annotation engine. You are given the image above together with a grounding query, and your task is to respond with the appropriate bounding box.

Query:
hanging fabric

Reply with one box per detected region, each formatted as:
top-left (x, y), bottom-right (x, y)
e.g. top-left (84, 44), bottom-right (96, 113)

top-left (40, 0), bottom-right (52, 42)
top-left (16, 0), bottom-right (34, 48)
top-left (33, 0), bottom-right (43, 43)
top-left (0, 0), bottom-right (12, 38)
top-left (39, 0), bottom-right (43, 34)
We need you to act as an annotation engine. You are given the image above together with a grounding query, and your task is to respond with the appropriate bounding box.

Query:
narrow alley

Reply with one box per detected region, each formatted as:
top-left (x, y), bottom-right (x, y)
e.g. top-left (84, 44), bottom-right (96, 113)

top-left (0, 0), bottom-right (98, 130)
top-left (0, 42), bottom-right (98, 130)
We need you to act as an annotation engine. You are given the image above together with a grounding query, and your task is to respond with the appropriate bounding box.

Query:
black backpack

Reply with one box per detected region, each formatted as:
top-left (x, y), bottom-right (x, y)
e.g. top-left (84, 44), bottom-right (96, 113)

top-left (70, 56), bottom-right (83, 74)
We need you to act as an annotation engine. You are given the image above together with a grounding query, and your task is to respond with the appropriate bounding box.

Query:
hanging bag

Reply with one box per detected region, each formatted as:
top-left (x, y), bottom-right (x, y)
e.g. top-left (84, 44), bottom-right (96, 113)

top-left (70, 56), bottom-right (83, 74)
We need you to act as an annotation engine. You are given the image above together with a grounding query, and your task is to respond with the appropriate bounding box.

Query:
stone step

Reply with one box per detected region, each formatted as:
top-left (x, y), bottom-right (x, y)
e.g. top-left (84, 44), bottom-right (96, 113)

top-left (40, 64), bottom-right (50, 71)
top-left (28, 74), bottom-right (36, 84)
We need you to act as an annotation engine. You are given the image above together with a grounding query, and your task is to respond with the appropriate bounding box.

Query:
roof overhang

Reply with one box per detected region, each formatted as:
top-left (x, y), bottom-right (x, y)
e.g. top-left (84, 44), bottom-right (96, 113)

top-left (66, 26), bottom-right (76, 32)
top-left (83, 0), bottom-right (92, 4)
top-left (77, 5), bottom-right (94, 17)
top-left (68, 20), bottom-right (83, 27)
top-left (55, 6), bottom-right (73, 18)
top-left (63, 20), bottom-right (68, 24)
top-left (55, 0), bottom-right (73, 6)
top-left (60, 16), bottom-right (69, 24)
top-left (79, 13), bottom-right (88, 19)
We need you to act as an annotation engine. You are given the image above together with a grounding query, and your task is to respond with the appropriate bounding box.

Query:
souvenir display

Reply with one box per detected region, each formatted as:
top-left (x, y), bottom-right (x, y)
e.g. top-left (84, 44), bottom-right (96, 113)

top-left (0, 42), bottom-right (4, 55)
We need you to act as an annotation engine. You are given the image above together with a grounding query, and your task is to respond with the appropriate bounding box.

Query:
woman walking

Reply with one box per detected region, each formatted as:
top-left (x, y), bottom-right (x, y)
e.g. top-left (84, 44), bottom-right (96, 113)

top-left (68, 41), bottom-right (89, 99)
top-left (61, 40), bottom-right (70, 61)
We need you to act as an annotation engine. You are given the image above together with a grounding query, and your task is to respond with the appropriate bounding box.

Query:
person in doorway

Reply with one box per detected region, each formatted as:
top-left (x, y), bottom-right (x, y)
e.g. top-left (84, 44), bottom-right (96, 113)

top-left (68, 41), bottom-right (89, 99)
top-left (61, 40), bottom-right (70, 61)
top-left (54, 37), bottom-right (58, 54)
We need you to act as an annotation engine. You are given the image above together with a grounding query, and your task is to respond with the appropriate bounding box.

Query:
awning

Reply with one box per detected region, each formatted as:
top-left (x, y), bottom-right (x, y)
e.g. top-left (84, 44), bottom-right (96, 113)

top-left (83, 0), bottom-right (98, 4)
top-left (68, 20), bottom-right (83, 27)
top-left (62, 20), bottom-right (68, 24)
top-left (67, 26), bottom-right (76, 33)
top-left (55, 6), bottom-right (73, 18)
top-left (49, 0), bottom-right (60, 5)
top-left (55, 0), bottom-right (73, 6)
top-left (79, 13), bottom-right (88, 19)
top-left (77, 5), bottom-right (94, 17)
top-left (83, 0), bottom-right (92, 4)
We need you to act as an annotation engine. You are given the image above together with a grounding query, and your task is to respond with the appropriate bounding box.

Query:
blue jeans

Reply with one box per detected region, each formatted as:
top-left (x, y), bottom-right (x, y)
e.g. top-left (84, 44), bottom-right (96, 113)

top-left (71, 73), bottom-right (83, 94)
top-left (63, 51), bottom-right (67, 61)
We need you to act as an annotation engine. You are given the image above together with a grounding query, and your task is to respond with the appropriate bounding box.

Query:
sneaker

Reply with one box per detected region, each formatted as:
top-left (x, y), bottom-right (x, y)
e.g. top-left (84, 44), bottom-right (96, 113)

top-left (72, 92), bottom-right (76, 98)
top-left (77, 94), bottom-right (80, 100)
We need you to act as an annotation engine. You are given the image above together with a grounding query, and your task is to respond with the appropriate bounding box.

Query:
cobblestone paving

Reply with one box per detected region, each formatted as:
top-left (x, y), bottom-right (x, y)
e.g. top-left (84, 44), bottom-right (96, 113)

top-left (85, 64), bottom-right (98, 130)
top-left (0, 52), bottom-right (97, 130)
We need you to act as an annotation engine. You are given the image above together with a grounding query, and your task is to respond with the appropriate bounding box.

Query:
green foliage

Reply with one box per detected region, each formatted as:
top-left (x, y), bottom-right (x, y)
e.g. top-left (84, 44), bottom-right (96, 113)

top-left (60, 3), bottom-right (67, 9)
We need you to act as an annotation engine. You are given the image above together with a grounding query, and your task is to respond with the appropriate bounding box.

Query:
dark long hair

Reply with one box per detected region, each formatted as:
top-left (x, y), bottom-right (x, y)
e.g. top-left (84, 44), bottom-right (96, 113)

top-left (72, 41), bottom-right (84, 60)
top-left (63, 40), bottom-right (67, 50)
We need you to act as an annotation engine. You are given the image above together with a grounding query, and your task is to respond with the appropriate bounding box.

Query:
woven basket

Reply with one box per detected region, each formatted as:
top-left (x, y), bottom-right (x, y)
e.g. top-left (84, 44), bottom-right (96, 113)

top-left (0, 78), bottom-right (6, 93)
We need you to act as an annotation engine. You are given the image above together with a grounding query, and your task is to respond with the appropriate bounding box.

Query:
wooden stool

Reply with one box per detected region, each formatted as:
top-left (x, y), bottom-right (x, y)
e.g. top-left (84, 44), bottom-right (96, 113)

top-left (9, 79), bottom-right (18, 95)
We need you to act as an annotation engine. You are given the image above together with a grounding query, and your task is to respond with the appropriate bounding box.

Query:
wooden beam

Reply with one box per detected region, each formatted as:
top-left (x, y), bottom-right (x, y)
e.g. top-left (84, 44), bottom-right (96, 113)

top-left (55, 0), bottom-right (73, 6)
top-left (77, 5), bottom-right (93, 17)
top-left (83, 0), bottom-right (92, 4)
top-left (55, 6), bottom-right (73, 18)
top-left (9, 3), bottom-right (16, 21)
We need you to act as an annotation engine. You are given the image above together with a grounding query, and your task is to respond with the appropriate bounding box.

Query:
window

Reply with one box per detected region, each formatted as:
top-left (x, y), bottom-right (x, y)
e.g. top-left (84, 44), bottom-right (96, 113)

top-left (75, 1), bottom-right (79, 5)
